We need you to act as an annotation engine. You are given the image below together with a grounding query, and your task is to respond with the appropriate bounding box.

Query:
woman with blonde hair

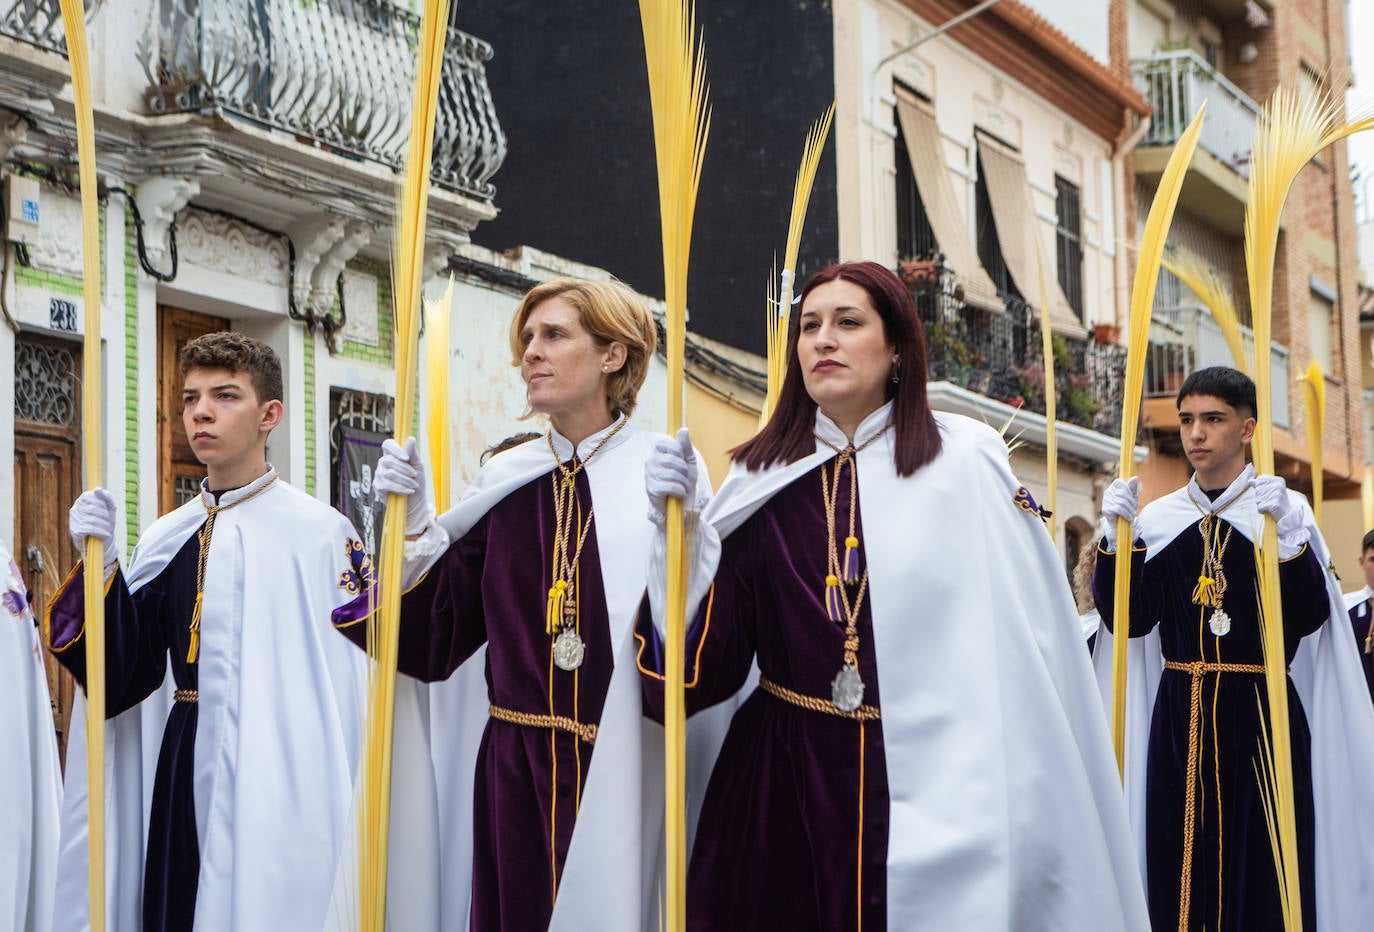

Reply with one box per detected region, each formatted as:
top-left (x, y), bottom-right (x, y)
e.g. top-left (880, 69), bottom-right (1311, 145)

top-left (335, 277), bottom-right (708, 930)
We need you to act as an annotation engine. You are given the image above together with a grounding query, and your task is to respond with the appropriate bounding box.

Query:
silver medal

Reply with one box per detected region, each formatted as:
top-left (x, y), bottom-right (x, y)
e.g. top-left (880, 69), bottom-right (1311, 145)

top-left (831, 661), bottom-right (865, 712)
top-left (553, 627), bottom-right (585, 671)
top-left (1208, 608), bottom-right (1231, 637)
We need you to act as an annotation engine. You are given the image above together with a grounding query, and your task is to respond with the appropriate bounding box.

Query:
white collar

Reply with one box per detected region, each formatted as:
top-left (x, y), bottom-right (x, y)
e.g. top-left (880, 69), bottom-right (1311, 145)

top-left (548, 413), bottom-right (630, 463)
top-left (815, 401), bottom-right (894, 452)
top-left (199, 465), bottom-right (279, 510)
top-left (1186, 462), bottom-right (1255, 515)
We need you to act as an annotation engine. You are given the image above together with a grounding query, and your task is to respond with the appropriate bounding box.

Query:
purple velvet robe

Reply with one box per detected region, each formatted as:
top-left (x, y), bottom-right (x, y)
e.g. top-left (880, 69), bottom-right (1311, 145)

top-left (336, 466), bottom-right (612, 932)
top-left (1346, 598), bottom-right (1374, 704)
top-left (47, 531), bottom-right (204, 932)
top-left (638, 460), bottom-right (890, 931)
top-left (1094, 510), bottom-right (1328, 932)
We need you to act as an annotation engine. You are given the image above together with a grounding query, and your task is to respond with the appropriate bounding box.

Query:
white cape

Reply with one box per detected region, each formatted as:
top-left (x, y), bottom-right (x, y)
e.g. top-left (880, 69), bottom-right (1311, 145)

top-left (1091, 466), bottom-right (1374, 928)
top-left (0, 541), bottom-right (61, 932)
top-left (49, 470), bottom-right (371, 932)
top-left (416, 418), bottom-right (714, 931)
top-left (689, 407), bottom-right (1149, 929)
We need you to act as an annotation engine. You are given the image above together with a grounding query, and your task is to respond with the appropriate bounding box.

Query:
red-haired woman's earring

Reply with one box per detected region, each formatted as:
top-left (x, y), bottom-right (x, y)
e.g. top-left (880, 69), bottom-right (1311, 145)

top-left (890, 369), bottom-right (900, 384)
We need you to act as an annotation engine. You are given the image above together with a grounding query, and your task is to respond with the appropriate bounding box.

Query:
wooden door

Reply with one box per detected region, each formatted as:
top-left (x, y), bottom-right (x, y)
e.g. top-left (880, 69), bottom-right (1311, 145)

top-left (13, 334), bottom-right (82, 765)
top-left (158, 306), bottom-right (228, 515)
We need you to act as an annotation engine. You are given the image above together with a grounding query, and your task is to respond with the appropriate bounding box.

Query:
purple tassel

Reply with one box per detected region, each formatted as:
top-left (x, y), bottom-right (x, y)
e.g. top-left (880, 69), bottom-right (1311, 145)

top-left (825, 575), bottom-right (842, 622)
top-left (842, 536), bottom-right (859, 582)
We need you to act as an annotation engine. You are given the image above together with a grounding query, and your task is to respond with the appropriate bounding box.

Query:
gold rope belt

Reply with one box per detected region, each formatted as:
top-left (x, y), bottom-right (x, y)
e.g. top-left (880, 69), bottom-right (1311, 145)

top-left (488, 704), bottom-right (598, 745)
top-left (759, 676), bottom-right (881, 721)
top-left (174, 688), bottom-right (198, 703)
top-left (1162, 659), bottom-right (1267, 931)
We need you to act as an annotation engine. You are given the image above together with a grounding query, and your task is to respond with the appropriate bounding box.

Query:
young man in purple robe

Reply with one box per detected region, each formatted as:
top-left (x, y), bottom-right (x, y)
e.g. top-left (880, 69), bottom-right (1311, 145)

top-left (1094, 365), bottom-right (1374, 930)
top-left (47, 333), bottom-right (370, 932)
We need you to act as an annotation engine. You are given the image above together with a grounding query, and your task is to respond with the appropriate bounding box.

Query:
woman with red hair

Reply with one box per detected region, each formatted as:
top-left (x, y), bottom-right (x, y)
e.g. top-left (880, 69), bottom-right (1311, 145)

top-left (640, 261), bottom-right (1147, 929)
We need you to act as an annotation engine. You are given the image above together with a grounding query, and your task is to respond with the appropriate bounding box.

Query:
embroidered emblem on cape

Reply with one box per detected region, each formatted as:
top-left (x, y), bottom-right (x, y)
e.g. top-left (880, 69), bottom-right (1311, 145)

top-left (3, 587), bottom-right (26, 618)
top-left (1013, 486), bottom-right (1051, 522)
top-left (338, 537), bottom-right (377, 595)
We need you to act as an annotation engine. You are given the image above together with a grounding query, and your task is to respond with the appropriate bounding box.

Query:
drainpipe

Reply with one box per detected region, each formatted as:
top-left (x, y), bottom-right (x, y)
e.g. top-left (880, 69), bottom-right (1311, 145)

top-left (1111, 113), bottom-right (1151, 333)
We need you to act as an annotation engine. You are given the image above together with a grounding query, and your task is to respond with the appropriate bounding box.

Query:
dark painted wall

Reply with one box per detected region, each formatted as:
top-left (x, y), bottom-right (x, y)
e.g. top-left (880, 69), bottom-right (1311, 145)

top-left (459, 0), bottom-right (838, 355)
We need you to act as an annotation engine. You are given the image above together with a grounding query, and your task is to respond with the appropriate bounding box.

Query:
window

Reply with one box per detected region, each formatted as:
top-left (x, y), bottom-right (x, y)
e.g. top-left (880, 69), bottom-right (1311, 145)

top-left (1055, 176), bottom-right (1084, 321)
top-left (1309, 287), bottom-right (1334, 376)
top-left (330, 388), bottom-right (395, 554)
top-left (975, 152), bottom-right (1017, 298)
top-left (895, 115), bottom-right (938, 261)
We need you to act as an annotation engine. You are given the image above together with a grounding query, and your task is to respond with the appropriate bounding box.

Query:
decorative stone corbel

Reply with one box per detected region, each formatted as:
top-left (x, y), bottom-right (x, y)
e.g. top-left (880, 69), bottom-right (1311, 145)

top-left (0, 115), bottom-right (29, 173)
top-left (289, 213), bottom-right (346, 312)
top-left (132, 176), bottom-right (199, 264)
top-left (310, 220), bottom-right (373, 315)
top-left (423, 239), bottom-right (458, 283)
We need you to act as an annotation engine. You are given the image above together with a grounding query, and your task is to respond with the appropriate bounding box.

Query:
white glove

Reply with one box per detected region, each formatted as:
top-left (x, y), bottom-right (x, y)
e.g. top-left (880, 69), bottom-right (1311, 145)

top-left (1252, 474), bottom-right (1309, 560)
top-left (1098, 477), bottom-right (1138, 550)
top-left (69, 488), bottom-right (119, 577)
top-left (646, 428), bottom-right (698, 526)
top-left (375, 437), bottom-right (436, 536)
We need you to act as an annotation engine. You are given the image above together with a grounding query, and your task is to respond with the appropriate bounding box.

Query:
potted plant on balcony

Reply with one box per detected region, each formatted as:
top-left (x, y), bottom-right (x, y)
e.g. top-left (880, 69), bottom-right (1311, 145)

top-left (899, 255), bottom-right (942, 294)
top-left (923, 317), bottom-right (978, 388)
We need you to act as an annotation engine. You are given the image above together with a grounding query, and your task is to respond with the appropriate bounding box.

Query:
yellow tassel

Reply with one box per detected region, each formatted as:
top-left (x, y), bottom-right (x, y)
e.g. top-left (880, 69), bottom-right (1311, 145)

top-left (1190, 575), bottom-right (1218, 609)
top-left (546, 579), bottom-right (568, 634)
top-left (187, 591), bottom-right (203, 663)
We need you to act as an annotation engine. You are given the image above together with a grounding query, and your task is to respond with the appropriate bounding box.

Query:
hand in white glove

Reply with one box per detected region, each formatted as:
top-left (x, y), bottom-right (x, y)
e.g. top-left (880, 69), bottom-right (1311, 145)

top-left (375, 437), bottom-right (436, 536)
top-left (645, 428), bottom-right (698, 525)
top-left (1098, 476), bottom-right (1138, 550)
top-left (1252, 474), bottom-right (1309, 559)
top-left (69, 488), bottom-right (120, 576)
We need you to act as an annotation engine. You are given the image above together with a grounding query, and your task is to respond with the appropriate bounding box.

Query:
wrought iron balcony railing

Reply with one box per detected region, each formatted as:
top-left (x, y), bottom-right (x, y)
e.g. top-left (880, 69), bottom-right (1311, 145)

top-left (1, 0), bottom-right (68, 56)
top-left (904, 260), bottom-right (1127, 435)
top-left (1131, 49), bottom-right (1260, 179)
top-left (144, 0), bottom-right (507, 199)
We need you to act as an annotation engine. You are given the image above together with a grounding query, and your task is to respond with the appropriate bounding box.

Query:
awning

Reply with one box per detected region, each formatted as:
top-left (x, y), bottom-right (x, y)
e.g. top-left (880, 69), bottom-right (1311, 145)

top-left (894, 89), bottom-right (1001, 309)
top-left (975, 131), bottom-right (1087, 337)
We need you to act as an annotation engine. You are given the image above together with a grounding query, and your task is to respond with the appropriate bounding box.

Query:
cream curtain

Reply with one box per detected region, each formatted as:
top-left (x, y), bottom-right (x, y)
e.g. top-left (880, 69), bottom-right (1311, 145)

top-left (894, 89), bottom-right (1001, 308)
top-left (975, 131), bottom-right (1086, 336)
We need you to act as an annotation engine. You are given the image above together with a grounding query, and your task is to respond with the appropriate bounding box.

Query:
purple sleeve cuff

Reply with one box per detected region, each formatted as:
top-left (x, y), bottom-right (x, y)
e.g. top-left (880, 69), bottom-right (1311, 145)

top-left (45, 561), bottom-right (117, 651)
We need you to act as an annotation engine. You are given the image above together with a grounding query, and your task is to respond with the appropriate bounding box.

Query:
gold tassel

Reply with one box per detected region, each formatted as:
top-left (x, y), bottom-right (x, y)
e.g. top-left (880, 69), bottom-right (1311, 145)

top-left (1190, 575), bottom-right (1217, 609)
top-left (187, 591), bottom-right (203, 663)
top-left (546, 580), bottom-right (567, 635)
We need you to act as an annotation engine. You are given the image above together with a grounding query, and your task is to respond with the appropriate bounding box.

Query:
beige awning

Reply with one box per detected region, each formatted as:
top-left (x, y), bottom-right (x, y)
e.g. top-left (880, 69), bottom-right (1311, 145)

top-left (975, 131), bottom-right (1087, 337)
top-left (894, 89), bottom-right (1001, 309)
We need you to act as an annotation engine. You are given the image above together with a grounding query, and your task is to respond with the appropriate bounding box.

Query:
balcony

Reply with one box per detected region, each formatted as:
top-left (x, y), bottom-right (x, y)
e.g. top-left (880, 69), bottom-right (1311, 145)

top-left (1131, 50), bottom-right (1260, 234)
top-left (1143, 304), bottom-right (1290, 429)
top-left (1, 0), bottom-right (66, 56)
top-left (906, 261), bottom-right (1127, 438)
top-left (145, 0), bottom-right (507, 200)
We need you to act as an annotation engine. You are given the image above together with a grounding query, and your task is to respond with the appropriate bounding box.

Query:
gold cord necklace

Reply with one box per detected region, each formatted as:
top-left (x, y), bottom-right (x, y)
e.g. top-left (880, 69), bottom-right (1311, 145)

top-left (1190, 501), bottom-right (1237, 637)
top-left (544, 417), bottom-right (627, 671)
top-left (814, 424), bottom-right (886, 712)
top-left (188, 473), bottom-right (278, 663)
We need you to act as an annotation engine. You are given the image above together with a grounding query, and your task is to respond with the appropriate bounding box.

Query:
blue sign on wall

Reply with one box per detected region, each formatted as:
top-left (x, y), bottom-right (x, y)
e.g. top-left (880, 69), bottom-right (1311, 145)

top-left (49, 297), bottom-right (76, 331)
